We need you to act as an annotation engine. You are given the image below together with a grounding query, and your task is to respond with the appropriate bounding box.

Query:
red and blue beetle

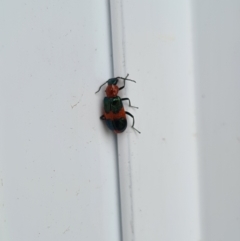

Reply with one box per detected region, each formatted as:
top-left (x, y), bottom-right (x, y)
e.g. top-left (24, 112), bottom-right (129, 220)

top-left (95, 74), bottom-right (140, 134)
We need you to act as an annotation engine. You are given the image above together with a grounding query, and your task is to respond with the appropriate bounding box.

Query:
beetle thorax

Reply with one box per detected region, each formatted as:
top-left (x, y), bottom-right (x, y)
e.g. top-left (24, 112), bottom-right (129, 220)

top-left (105, 85), bottom-right (119, 97)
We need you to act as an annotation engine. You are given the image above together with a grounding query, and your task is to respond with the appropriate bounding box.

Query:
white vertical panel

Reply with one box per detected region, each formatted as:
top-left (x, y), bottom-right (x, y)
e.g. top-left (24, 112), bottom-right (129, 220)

top-left (111, 0), bottom-right (240, 241)
top-left (0, 1), bottom-right (121, 241)
top-left (193, 0), bottom-right (240, 240)
top-left (111, 1), bottom-right (200, 240)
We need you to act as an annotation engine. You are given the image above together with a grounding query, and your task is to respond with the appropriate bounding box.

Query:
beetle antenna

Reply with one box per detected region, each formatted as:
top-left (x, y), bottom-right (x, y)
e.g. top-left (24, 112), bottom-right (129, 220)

top-left (117, 74), bottom-right (136, 83)
top-left (95, 81), bottom-right (107, 94)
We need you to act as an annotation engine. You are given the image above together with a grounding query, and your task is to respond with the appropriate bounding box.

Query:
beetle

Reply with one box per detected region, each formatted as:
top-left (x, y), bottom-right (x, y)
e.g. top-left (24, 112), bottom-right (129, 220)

top-left (95, 74), bottom-right (140, 134)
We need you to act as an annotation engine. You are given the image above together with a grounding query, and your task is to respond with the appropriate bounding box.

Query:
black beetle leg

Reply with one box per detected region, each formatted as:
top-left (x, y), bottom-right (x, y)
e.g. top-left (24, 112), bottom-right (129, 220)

top-left (122, 98), bottom-right (138, 109)
top-left (125, 111), bottom-right (141, 134)
top-left (100, 115), bottom-right (106, 120)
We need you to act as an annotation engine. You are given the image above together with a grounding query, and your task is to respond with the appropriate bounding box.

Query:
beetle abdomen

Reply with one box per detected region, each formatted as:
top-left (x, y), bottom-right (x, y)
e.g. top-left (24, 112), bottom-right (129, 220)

top-left (113, 118), bottom-right (127, 133)
top-left (103, 96), bottom-right (127, 133)
top-left (104, 96), bottom-right (123, 113)
top-left (105, 118), bottom-right (127, 133)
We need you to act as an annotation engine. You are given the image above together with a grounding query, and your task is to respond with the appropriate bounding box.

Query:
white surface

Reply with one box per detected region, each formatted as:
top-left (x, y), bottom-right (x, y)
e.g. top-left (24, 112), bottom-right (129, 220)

top-left (0, 1), bottom-right (120, 241)
top-left (1, 1), bottom-right (240, 241)
top-left (193, 1), bottom-right (240, 240)
top-left (112, 0), bottom-right (240, 241)
top-left (118, 1), bottom-right (201, 240)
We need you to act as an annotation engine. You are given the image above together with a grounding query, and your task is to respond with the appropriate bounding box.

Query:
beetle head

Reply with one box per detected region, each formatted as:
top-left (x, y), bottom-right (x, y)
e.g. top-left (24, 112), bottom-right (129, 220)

top-left (107, 78), bottom-right (118, 85)
top-left (95, 74), bottom-right (134, 94)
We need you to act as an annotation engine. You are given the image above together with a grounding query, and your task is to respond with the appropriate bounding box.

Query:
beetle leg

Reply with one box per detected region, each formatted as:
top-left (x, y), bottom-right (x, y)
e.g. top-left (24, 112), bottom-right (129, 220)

top-left (125, 111), bottom-right (141, 134)
top-left (121, 98), bottom-right (138, 109)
